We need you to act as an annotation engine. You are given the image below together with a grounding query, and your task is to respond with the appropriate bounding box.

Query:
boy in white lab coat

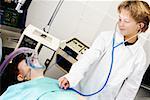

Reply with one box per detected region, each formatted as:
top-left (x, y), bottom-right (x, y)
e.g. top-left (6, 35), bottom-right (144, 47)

top-left (59, 1), bottom-right (150, 100)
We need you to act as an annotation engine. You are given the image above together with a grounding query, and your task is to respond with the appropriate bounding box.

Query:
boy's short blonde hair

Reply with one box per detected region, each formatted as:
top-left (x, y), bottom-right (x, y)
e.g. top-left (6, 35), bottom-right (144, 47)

top-left (118, 0), bottom-right (150, 32)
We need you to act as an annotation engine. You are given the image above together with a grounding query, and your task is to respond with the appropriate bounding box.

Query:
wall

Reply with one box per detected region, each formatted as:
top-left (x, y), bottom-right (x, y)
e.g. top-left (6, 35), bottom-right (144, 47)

top-left (26, 0), bottom-right (150, 64)
top-left (26, 0), bottom-right (122, 46)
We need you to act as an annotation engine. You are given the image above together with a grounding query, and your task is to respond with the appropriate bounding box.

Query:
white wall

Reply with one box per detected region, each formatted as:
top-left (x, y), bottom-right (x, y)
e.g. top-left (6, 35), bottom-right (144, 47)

top-left (26, 0), bottom-right (122, 46)
top-left (26, 0), bottom-right (150, 76)
top-left (26, 0), bottom-right (150, 63)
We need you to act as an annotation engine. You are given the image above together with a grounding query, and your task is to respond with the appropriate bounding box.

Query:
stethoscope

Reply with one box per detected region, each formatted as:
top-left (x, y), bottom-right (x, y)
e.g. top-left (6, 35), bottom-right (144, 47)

top-left (67, 23), bottom-right (140, 96)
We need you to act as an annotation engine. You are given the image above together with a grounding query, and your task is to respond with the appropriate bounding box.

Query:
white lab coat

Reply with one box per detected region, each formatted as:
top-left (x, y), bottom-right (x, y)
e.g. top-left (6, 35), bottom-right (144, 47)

top-left (65, 31), bottom-right (148, 100)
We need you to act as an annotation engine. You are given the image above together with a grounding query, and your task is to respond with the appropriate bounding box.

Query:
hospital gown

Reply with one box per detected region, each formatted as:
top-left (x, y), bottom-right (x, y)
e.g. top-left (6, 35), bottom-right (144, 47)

top-left (0, 77), bottom-right (78, 100)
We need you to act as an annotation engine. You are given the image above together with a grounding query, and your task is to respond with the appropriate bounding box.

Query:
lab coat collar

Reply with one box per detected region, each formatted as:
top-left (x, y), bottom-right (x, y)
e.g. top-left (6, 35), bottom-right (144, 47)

top-left (115, 32), bottom-right (143, 54)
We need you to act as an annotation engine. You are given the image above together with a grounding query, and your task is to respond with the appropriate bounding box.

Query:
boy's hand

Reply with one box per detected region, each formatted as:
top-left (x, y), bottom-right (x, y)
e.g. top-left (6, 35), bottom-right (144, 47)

top-left (58, 77), bottom-right (70, 90)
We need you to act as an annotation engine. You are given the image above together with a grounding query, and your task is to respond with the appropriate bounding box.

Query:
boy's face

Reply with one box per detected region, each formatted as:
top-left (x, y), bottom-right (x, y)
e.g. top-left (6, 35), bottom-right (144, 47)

top-left (17, 60), bottom-right (31, 81)
top-left (118, 9), bottom-right (141, 37)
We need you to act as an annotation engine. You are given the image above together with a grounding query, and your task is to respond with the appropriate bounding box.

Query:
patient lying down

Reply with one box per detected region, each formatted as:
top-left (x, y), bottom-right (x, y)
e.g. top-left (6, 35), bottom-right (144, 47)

top-left (0, 53), bottom-right (85, 100)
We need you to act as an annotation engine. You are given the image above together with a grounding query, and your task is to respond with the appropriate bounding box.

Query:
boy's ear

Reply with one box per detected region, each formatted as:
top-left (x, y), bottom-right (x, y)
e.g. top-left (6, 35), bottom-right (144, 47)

top-left (138, 22), bottom-right (145, 30)
top-left (17, 74), bottom-right (24, 81)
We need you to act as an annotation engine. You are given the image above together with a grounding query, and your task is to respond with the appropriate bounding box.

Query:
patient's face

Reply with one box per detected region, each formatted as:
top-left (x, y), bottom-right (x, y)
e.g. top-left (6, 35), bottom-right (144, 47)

top-left (17, 60), bottom-right (31, 81)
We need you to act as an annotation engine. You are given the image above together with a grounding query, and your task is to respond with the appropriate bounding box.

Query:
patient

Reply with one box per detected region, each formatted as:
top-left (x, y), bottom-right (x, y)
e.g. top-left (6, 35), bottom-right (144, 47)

top-left (0, 53), bottom-right (85, 100)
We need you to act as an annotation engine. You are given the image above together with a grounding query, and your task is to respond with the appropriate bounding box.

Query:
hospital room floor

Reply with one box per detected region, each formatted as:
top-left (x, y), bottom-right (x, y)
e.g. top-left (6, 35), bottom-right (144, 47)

top-left (135, 87), bottom-right (150, 100)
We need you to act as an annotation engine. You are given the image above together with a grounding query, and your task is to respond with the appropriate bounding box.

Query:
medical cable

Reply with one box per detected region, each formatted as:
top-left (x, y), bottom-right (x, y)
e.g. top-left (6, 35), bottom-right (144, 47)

top-left (43, 0), bottom-right (64, 33)
top-left (67, 23), bottom-right (140, 96)
top-left (0, 47), bottom-right (46, 77)
top-left (0, 47), bottom-right (34, 77)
